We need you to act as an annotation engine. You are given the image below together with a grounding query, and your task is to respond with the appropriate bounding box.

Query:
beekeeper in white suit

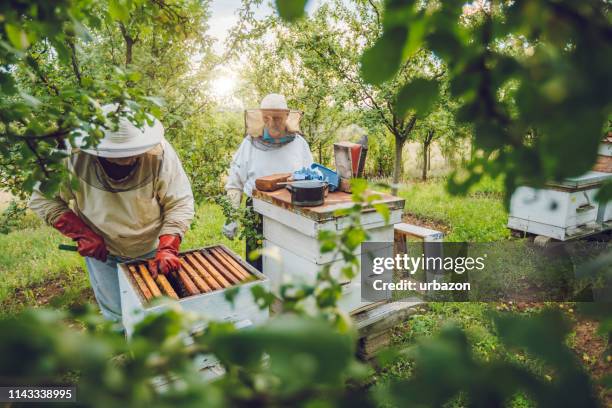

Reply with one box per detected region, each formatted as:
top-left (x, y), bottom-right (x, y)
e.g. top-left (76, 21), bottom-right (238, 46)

top-left (224, 93), bottom-right (313, 270)
top-left (29, 104), bottom-right (194, 324)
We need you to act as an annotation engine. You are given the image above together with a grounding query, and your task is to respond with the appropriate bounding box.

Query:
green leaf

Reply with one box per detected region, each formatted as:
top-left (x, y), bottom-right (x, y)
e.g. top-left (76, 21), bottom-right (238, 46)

top-left (223, 286), bottom-right (240, 307)
top-left (595, 179), bottom-right (612, 204)
top-left (360, 26), bottom-right (408, 85)
top-left (133, 309), bottom-right (184, 344)
top-left (127, 71), bottom-right (142, 82)
top-left (142, 95), bottom-right (165, 107)
top-left (373, 203), bottom-right (390, 224)
top-left (250, 285), bottom-right (276, 310)
top-left (5, 24), bottom-right (30, 50)
top-left (275, 0), bottom-right (309, 22)
top-left (109, 0), bottom-right (130, 22)
top-left (0, 72), bottom-right (18, 94)
top-left (343, 228), bottom-right (366, 250)
top-left (319, 240), bottom-right (336, 253)
top-left (350, 178), bottom-right (368, 195)
top-left (396, 78), bottom-right (439, 117)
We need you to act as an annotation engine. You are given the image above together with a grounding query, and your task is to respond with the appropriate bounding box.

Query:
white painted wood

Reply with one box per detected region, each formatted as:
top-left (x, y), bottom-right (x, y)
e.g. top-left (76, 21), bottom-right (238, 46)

top-left (253, 199), bottom-right (320, 237)
top-left (262, 238), bottom-right (395, 313)
top-left (602, 201), bottom-right (612, 222)
top-left (507, 216), bottom-right (567, 240)
top-left (394, 223), bottom-right (444, 242)
top-left (335, 210), bottom-right (403, 230)
top-left (508, 216), bottom-right (608, 241)
top-left (263, 216), bottom-right (394, 264)
top-left (509, 186), bottom-right (600, 231)
top-left (598, 142), bottom-right (612, 157)
top-left (253, 198), bottom-right (402, 237)
top-left (254, 192), bottom-right (402, 313)
top-left (118, 257), bottom-right (269, 338)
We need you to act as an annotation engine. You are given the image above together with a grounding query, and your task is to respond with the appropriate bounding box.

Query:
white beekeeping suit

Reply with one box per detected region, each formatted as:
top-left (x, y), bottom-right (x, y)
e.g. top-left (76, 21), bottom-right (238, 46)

top-left (223, 93), bottom-right (313, 239)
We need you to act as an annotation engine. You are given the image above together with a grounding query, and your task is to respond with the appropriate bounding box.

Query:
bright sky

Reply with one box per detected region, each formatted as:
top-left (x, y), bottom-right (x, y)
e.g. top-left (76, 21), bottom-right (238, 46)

top-left (207, 0), bottom-right (322, 105)
top-left (207, 0), bottom-right (268, 105)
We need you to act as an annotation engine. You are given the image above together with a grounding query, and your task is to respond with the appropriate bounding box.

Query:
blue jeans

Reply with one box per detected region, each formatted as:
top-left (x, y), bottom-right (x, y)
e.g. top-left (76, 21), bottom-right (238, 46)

top-left (85, 250), bottom-right (156, 323)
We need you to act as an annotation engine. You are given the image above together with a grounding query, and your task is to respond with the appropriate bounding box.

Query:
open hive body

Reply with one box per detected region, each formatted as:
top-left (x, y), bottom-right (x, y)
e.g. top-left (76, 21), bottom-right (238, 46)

top-left (252, 189), bottom-right (405, 314)
top-left (118, 245), bottom-right (269, 338)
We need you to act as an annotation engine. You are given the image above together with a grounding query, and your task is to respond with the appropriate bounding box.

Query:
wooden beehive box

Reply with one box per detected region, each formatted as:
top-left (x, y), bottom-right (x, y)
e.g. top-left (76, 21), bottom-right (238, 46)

top-left (118, 245), bottom-right (269, 337)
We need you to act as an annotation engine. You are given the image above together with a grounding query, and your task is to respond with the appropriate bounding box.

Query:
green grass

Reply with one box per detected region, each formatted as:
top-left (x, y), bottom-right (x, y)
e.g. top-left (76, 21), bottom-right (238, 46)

top-left (0, 221), bottom-right (85, 303)
top-left (398, 177), bottom-right (510, 241)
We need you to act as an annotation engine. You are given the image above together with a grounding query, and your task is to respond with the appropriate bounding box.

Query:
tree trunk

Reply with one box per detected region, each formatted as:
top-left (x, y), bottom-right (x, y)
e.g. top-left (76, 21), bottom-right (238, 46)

top-left (119, 23), bottom-right (134, 66)
top-left (125, 37), bottom-right (134, 66)
top-left (422, 141), bottom-right (429, 181)
top-left (392, 134), bottom-right (405, 196)
top-left (422, 130), bottom-right (434, 181)
top-left (318, 141), bottom-right (323, 164)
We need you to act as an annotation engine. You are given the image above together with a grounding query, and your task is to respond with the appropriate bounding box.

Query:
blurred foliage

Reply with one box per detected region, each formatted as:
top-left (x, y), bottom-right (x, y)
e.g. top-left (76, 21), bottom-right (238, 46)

top-left (0, 0), bottom-right (227, 202)
top-left (377, 310), bottom-right (600, 407)
top-left (0, 298), bottom-right (603, 406)
top-left (275, 0), bottom-right (611, 202)
top-left (0, 199), bottom-right (28, 234)
top-left (215, 193), bottom-right (263, 255)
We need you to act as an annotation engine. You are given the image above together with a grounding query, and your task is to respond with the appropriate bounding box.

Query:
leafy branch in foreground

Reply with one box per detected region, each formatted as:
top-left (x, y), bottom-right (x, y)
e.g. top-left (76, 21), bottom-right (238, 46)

top-left (0, 0), bottom-right (200, 197)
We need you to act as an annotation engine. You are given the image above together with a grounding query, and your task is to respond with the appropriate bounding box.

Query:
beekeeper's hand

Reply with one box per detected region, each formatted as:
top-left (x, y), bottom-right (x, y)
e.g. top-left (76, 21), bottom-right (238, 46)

top-left (148, 234), bottom-right (181, 278)
top-left (223, 188), bottom-right (242, 240)
top-left (53, 211), bottom-right (108, 262)
top-left (223, 221), bottom-right (238, 240)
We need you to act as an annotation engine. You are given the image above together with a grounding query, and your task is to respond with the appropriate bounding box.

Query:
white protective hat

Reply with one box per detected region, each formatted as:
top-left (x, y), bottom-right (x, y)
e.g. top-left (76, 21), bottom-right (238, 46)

top-left (75, 104), bottom-right (164, 158)
top-left (260, 93), bottom-right (289, 110)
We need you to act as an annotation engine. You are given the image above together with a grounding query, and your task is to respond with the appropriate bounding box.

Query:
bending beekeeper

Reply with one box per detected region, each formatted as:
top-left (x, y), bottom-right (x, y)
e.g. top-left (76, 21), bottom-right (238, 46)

top-left (224, 93), bottom-right (313, 270)
top-left (29, 104), bottom-right (194, 324)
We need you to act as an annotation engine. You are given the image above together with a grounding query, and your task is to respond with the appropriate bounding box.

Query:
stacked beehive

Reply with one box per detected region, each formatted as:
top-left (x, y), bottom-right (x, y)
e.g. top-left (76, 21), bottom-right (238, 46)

top-left (127, 246), bottom-right (256, 302)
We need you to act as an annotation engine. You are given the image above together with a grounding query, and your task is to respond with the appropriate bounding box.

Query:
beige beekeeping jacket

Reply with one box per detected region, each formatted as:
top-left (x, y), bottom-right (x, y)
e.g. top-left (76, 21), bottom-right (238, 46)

top-left (29, 139), bottom-right (195, 258)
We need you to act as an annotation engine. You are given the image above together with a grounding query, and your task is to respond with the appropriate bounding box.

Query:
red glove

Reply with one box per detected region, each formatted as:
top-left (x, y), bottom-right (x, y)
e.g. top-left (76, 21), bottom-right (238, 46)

top-left (148, 234), bottom-right (181, 278)
top-left (53, 211), bottom-right (108, 262)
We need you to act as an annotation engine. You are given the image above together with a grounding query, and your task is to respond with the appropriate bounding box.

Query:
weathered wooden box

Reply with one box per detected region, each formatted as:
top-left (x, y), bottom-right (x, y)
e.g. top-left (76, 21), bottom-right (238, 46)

top-left (118, 245), bottom-right (269, 337)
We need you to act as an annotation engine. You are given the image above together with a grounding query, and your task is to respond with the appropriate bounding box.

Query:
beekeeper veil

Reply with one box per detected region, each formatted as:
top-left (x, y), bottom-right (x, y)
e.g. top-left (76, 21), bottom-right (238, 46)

top-left (245, 93), bottom-right (303, 150)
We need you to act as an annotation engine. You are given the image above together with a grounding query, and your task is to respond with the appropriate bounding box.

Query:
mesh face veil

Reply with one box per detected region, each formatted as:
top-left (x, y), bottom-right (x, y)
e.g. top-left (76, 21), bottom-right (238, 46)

top-left (243, 108), bottom-right (303, 150)
top-left (262, 109), bottom-right (290, 138)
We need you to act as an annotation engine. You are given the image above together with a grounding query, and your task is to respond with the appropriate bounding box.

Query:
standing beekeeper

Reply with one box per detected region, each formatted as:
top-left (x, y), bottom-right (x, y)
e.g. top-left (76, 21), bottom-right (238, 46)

top-left (223, 93), bottom-right (313, 270)
top-left (29, 104), bottom-right (194, 324)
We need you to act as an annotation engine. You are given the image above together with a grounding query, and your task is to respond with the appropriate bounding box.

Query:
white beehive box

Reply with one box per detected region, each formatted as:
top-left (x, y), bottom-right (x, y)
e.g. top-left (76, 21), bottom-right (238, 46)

top-left (253, 189), bottom-right (404, 314)
top-left (118, 245), bottom-right (269, 338)
top-left (508, 171), bottom-right (612, 240)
